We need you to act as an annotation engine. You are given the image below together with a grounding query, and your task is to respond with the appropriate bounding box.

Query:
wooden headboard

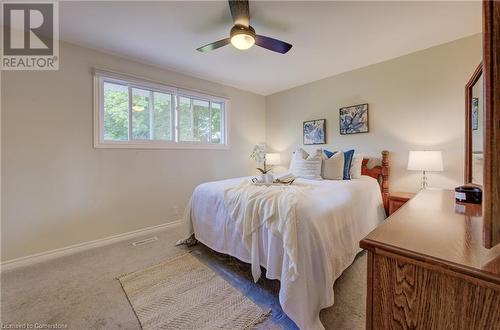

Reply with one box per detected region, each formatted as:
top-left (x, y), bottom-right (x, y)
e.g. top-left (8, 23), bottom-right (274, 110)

top-left (361, 150), bottom-right (389, 215)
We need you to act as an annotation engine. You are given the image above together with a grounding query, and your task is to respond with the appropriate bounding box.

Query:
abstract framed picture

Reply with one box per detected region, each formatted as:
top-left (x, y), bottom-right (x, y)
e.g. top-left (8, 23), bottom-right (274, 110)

top-left (303, 119), bottom-right (326, 145)
top-left (339, 103), bottom-right (369, 135)
top-left (472, 97), bottom-right (479, 130)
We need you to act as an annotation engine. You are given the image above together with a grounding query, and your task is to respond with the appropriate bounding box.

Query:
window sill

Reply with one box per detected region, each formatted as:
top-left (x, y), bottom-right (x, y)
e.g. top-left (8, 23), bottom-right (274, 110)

top-left (94, 141), bottom-right (230, 150)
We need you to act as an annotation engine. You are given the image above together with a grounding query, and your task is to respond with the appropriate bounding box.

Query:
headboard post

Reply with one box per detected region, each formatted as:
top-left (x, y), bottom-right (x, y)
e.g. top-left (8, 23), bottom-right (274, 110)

top-left (361, 150), bottom-right (390, 215)
top-left (381, 150), bottom-right (390, 215)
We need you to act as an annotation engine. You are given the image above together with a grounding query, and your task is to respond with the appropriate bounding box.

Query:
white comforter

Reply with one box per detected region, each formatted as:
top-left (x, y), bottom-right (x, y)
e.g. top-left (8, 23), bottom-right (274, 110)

top-left (224, 181), bottom-right (301, 283)
top-left (182, 176), bottom-right (385, 330)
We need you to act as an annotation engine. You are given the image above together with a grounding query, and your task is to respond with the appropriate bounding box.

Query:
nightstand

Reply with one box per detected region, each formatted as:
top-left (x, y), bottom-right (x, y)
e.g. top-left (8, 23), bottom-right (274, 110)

top-left (388, 192), bottom-right (416, 215)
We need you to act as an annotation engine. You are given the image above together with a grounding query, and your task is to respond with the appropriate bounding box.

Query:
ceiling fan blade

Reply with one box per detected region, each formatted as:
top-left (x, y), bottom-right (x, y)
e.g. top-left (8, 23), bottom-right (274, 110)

top-left (255, 35), bottom-right (292, 54)
top-left (229, 0), bottom-right (250, 27)
top-left (197, 38), bottom-right (231, 53)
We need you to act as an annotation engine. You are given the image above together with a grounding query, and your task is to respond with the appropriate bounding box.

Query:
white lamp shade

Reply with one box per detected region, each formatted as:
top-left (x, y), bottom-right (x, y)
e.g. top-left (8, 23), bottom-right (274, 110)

top-left (408, 151), bottom-right (443, 172)
top-left (265, 153), bottom-right (281, 166)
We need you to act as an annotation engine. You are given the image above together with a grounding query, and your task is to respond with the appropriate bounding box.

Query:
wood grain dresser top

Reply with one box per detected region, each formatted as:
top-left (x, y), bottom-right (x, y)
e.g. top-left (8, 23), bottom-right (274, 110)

top-left (361, 189), bottom-right (500, 283)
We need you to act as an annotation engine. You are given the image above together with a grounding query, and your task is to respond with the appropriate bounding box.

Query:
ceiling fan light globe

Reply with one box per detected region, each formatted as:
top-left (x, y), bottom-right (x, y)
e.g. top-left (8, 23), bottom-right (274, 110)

top-left (230, 34), bottom-right (255, 50)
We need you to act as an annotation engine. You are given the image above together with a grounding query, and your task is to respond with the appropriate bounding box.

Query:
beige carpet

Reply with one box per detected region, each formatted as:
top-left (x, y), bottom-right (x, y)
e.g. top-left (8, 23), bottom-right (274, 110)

top-left (118, 253), bottom-right (270, 330)
top-left (1, 224), bottom-right (366, 329)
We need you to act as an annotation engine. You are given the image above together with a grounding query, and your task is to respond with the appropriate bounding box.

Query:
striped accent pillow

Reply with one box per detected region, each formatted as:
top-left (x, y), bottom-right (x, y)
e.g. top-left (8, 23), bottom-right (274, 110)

top-left (292, 158), bottom-right (322, 180)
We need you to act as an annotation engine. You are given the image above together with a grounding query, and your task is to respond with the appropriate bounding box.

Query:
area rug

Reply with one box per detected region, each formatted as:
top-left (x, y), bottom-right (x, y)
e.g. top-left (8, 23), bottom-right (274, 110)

top-left (118, 252), bottom-right (271, 330)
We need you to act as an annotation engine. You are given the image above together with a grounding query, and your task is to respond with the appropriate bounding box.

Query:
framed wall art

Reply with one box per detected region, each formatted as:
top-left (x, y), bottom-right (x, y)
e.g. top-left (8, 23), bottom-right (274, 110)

top-left (339, 103), bottom-right (369, 135)
top-left (303, 119), bottom-right (326, 145)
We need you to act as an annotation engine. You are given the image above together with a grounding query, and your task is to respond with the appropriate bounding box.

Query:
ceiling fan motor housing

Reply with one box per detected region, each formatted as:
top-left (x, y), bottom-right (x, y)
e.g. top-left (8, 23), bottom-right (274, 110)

top-left (230, 25), bottom-right (256, 50)
top-left (230, 25), bottom-right (256, 39)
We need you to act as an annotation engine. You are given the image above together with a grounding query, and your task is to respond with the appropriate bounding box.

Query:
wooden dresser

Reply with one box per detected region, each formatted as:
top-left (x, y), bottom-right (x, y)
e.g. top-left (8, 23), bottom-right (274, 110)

top-left (360, 189), bottom-right (500, 329)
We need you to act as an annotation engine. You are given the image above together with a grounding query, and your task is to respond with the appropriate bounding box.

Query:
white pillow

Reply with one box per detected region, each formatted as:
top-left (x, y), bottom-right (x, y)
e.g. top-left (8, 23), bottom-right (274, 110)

top-left (292, 158), bottom-right (322, 180)
top-left (350, 154), bottom-right (364, 179)
top-left (289, 148), bottom-right (309, 173)
top-left (322, 151), bottom-right (344, 180)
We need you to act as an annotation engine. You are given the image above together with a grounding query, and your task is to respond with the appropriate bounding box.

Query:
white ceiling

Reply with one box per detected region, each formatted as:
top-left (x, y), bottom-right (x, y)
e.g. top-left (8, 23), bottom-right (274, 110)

top-left (60, 1), bottom-right (481, 95)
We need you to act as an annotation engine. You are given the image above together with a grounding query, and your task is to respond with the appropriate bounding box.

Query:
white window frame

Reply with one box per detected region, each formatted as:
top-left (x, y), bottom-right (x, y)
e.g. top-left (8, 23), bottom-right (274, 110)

top-left (93, 69), bottom-right (230, 149)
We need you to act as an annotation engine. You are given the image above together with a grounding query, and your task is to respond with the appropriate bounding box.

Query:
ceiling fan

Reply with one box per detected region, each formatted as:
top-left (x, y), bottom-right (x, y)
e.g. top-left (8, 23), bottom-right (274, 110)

top-left (197, 0), bottom-right (293, 54)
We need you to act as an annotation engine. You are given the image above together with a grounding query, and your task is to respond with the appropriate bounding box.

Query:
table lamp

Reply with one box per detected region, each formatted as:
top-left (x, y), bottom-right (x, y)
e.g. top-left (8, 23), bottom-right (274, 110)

top-left (407, 151), bottom-right (443, 189)
top-left (265, 153), bottom-right (281, 170)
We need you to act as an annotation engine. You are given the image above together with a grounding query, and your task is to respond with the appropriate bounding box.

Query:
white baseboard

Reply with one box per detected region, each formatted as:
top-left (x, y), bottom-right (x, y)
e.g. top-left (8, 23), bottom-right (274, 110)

top-left (1, 220), bottom-right (182, 272)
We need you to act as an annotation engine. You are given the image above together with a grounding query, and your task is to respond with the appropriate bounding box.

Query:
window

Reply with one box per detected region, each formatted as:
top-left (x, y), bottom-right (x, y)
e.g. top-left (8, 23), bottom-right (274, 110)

top-left (94, 70), bottom-right (228, 149)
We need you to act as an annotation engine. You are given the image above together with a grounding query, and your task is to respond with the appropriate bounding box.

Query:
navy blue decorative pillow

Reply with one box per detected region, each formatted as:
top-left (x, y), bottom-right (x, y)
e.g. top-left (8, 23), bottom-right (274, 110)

top-left (323, 149), bottom-right (336, 158)
top-left (342, 149), bottom-right (355, 179)
top-left (324, 149), bottom-right (355, 180)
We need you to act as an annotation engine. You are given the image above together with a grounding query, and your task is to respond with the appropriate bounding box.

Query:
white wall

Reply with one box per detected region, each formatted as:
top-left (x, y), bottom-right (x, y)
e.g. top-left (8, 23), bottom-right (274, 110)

top-left (1, 34), bottom-right (482, 261)
top-left (266, 35), bottom-right (482, 193)
top-left (1, 42), bottom-right (266, 261)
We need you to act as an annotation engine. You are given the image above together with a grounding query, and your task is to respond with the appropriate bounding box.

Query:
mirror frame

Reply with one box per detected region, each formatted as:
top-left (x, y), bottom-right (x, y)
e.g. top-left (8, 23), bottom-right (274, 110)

top-left (464, 62), bottom-right (483, 185)
top-left (483, 0), bottom-right (500, 249)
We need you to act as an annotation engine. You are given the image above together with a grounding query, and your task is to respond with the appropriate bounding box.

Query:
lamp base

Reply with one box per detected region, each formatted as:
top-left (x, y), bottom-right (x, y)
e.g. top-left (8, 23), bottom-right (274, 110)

top-left (421, 170), bottom-right (428, 189)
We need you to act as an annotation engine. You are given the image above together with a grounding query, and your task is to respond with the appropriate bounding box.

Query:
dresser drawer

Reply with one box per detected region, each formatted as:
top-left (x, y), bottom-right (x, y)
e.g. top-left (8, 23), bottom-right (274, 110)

top-left (368, 251), bottom-right (500, 330)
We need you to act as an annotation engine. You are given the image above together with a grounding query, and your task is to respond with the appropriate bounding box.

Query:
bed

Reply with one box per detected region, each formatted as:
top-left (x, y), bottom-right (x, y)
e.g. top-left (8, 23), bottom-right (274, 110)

top-left (180, 151), bottom-right (389, 330)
